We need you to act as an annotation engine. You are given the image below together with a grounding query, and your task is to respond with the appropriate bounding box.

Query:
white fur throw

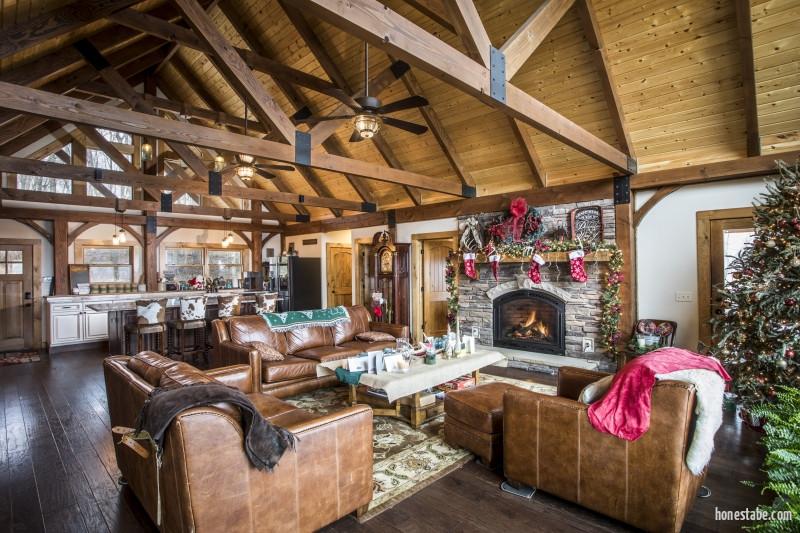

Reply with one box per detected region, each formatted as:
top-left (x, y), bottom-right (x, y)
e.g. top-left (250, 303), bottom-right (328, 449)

top-left (655, 368), bottom-right (726, 475)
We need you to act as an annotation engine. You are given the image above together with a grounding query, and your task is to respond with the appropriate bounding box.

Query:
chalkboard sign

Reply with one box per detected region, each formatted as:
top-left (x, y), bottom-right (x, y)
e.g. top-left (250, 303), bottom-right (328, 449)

top-left (570, 206), bottom-right (603, 242)
top-left (69, 264), bottom-right (90, 290)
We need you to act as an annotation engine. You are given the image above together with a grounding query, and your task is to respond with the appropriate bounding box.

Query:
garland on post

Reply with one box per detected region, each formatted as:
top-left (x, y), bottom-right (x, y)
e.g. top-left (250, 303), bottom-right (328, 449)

top-left (445, 251), bottom-right (460, 329)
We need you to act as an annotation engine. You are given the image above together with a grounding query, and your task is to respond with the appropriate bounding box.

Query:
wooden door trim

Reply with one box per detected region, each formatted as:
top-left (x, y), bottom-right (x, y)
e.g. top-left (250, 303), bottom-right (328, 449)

top-left (353, 237), bottom-right (372, 307)
top-left (326, 243), bottom-right (352, 307)
top-left (696, 207), bottom-right (754, 345)
top-left (0, 238), bottom-right (42, 350)
top-left (411, 231), bottom-right (458, 341)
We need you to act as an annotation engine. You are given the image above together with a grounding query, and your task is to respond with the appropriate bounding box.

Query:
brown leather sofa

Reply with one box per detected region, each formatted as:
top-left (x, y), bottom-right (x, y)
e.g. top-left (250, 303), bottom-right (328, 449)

top-left (503, 367), bottom-right (706, 533)
top-left (104, 351), bottom-right (373, 532)
top-left (210, 305), bottom-right (409, 397)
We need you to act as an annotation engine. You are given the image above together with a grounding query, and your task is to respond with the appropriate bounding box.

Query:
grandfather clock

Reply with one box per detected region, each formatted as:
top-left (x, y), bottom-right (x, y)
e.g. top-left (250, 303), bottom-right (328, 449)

top-left (366, 230), bottom-right (410, 326)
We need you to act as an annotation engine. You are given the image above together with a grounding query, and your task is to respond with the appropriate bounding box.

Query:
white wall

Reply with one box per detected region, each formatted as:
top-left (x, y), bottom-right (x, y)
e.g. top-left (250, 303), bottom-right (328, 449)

top-left (635, 177), bottom-right (770, 350)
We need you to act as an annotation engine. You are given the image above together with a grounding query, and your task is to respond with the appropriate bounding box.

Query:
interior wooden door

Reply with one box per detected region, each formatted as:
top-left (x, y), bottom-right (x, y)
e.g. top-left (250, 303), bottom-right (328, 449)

top-left (0, 244), bottom-right (34, 351)
top-left (327, 244), bottom-right (353, 307)
top-left (422, 239), bottom-right (454, 337)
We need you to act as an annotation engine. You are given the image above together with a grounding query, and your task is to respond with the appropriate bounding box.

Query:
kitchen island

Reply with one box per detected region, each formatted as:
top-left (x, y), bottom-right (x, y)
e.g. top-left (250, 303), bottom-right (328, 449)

top-left (46, 290), bottom-right (261, 354)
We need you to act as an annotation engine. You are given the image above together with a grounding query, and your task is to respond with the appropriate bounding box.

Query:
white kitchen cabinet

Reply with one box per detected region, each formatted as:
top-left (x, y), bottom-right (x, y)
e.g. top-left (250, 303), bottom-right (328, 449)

top-left (83, 310), bottom-right (109, 340)
top-left (51, 312), bottom-right (83, 345)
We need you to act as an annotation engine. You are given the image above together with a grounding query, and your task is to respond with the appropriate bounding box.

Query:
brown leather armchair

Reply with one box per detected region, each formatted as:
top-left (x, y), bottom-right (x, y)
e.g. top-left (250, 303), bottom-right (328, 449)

top-left (503, 367), bottom-right (706, 533)
top-left (210, 305), bottom-right (409, 398)
top-left (104, 352), bottom-right (373, 532)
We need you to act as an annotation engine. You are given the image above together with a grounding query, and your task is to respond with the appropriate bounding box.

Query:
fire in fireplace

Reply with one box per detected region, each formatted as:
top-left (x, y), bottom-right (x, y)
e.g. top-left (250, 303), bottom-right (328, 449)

top-left (493, 289), bottom-right (566, 355)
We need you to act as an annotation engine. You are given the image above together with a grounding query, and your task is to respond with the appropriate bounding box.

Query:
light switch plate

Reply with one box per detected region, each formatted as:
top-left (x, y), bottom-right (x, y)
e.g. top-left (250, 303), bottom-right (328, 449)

top-left (582, 338), bottom-right (594, 352)
top-left (471, 327), bottom-right (480, 339)
top-left (675, 291), bottom-right (694, 303)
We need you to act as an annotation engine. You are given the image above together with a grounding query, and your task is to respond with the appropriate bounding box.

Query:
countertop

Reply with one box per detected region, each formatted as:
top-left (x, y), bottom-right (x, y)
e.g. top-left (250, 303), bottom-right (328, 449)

top-left (85, 294), bottom-right (258, 312)
top-left (47, 289), bottom-right (260, 304)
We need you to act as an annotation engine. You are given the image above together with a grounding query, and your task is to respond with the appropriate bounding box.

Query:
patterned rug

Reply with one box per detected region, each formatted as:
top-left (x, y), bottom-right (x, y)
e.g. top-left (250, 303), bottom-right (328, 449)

top-left (0, 351), bottom-right (41, 366)
top-left (284, 373), bottom-right (556, 521)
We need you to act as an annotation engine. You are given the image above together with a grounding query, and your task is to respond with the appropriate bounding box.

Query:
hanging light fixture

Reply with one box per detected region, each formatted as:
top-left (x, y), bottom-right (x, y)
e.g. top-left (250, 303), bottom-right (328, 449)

top-left (112, 202), bottom-right (125, 245)
top-left (221, 211), bottom-right (232, 248)
top-left (352, 43), bottom-right (381, 139)
top-left (237, 100), bottom-right (256, 180)
top-left (213, 154), bottom-right (225, 172)
top-left (141, 141), bottom-right (153, 162)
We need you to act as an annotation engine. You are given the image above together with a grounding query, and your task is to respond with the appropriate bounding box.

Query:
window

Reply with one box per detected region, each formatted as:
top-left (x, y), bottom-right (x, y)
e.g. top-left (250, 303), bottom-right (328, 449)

top-left (723, 229), bottom-right (755, 284)
top-left (96, 128), bottom-right (132, 144)
top-left (0, 250), bottom-right (23, 275)
top-left (17, 147), bottom-right (72, 194)
top-left (165, 248), bottom-right (204, 281)
top-left (175, 193), bottom-right (200, 206)
top-left (86, 148), bottom-right (133, 199)
top-left (81, 246), bottom-right (133, 283)
top-left (208, 249), bottom-right (243, 280)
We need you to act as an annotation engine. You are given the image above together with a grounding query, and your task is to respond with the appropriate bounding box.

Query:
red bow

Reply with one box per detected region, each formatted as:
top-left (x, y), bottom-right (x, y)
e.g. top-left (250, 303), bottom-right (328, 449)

top-left (508, 197), bottom-right (528, 242)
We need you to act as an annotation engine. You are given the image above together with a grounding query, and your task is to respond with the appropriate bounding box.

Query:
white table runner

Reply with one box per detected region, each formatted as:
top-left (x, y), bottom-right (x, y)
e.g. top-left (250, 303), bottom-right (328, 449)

top-left (317, 349), bottom-right (505, 403)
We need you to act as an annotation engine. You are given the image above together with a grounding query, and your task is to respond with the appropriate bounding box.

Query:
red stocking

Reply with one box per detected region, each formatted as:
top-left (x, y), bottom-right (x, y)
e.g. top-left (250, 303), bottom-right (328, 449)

top-left (529, 254), bottom-right (545, 284)
top-left (569, 250), bottom-right (587, 282)
top-left (463, 253), bottom-right (478, 280)
top-left (484, 243), bottom-right (500, 282)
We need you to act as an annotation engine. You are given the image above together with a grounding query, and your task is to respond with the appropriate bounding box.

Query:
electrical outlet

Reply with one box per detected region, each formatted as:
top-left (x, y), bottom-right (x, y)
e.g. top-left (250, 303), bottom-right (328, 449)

top-left (675, 291), bottom-right (694, 303)
top-left (582, 338), bottom-right (594, 353)
top-left (471, 327), bottom-right (480, 339)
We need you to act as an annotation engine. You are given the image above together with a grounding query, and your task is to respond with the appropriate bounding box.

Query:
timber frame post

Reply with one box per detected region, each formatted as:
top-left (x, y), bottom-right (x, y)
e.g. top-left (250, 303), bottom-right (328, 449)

top-left (613, 176), bottom-right (635, 343)
top-left (53, 219), bottom-right (69, 295)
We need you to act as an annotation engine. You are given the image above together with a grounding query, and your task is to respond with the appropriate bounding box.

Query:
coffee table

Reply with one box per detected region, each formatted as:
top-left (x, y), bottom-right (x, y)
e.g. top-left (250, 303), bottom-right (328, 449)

top-left (317, 349), bottom-right (505, 428)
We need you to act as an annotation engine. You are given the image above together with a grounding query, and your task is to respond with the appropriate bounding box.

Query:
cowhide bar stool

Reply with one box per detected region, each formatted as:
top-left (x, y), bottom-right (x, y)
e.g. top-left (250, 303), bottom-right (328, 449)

top-left (167, 295), bottom-right (208, 366)
top-left (124, 299), bottom-right (167, 355)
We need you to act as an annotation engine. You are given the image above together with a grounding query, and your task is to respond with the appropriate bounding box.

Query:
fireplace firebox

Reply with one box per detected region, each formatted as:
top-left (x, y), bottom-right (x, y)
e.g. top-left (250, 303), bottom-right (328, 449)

top-left (492, 290), bottom-right (566, 355)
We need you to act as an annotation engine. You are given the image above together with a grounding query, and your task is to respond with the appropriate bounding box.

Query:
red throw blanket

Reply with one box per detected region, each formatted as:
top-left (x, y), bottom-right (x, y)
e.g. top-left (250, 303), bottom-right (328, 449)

top-left (587, 348), bottom-right (731, 441)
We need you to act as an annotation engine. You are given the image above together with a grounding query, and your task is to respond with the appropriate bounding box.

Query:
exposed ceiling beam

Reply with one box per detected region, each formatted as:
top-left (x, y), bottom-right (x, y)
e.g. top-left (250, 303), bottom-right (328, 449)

top-left (0, 204), bottom-right (282, 232)
top-left (293, 0), bottom-right (633, 174)
top-left (0, 0), bottom-right (140, 61)
top-left (399, 0), bottom-right (456, 33)
top-left (0, 155), bottom-right (373, 211)
top-left (734, 0), bottom-right (760, 157)
top-left (576, 0), bottom-right (634, 157)
top-left (106, 7), bottom-right (357, 108)
top-left (630, 151), bottom-right (800, 189)
top-left (500, 0), bottom-right (576, 81)
top-left (446, 1), bottom-right (545, 188)
top-left (0, 81), bottom-right (467, 196)
top-left (0, 188), bottom-right (306, 223)
top-left (153, 0), bottom-right (222, 74)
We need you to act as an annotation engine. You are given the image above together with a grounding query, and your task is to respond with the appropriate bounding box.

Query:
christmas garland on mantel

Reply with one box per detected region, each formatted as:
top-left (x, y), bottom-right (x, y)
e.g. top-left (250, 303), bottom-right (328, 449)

top-left (446, 239), bottom-right (625, 358)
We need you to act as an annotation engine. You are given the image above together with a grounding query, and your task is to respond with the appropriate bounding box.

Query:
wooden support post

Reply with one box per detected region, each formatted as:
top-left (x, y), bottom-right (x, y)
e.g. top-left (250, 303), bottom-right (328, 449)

top-left (144, 211), bottom-right (158, 291)
top-left (615, 199), bottom-right (635, 344)
top-left (53, 218), bottom-right (69, 295)
top-left (251, 202), bottom-right (263, 276)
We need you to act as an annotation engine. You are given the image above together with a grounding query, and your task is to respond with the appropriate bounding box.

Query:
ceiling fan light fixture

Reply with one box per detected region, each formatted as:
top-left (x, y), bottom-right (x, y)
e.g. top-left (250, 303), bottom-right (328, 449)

top-left (238, 154), bottom-right (255, 165)
top-left (353, 114), bottom-right (381, 139)
top-left (237, 164), bottom-right (255, 180)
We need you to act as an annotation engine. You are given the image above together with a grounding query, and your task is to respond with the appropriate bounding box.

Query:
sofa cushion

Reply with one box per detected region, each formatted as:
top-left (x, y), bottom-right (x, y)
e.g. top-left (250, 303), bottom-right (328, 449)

top-left (294, 345), bottom-right (360, 363)
top-left (262, 356), bottom-right (318, 383)
top-left (228, 315), bottom-right (288, 354)
top-left (268, 408), bottom-right (319, 428)
top-left (355, 331), bottom-right (395, 343)
top-left (159, 363), bottom-right (217, 388)
top-left (332, 305), bottom-right (371, 344)
top-left (127, 351), bottom-right (180, 386)
top-left (444, 382), bottom-right (528, 434)
top-left (338, 340), bottom-right (397, 353)
top-left (246, 392), bottom-right (299, 419)
top-left (248, 341), bottom-right (285, 362)
top-left (285, 326), bottom-right (335, 355)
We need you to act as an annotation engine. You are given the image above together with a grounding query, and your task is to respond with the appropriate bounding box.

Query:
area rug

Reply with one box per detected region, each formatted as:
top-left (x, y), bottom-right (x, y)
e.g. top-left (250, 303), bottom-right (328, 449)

top-left (283, 374), bottom-right (555, 521)
top-left (0, 351), bottom-right (41, 366)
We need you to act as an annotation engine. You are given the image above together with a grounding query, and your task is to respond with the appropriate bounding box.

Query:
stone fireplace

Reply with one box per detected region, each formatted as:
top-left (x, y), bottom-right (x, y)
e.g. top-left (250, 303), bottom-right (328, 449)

top-left (492, 289), bottom-right (565, 355)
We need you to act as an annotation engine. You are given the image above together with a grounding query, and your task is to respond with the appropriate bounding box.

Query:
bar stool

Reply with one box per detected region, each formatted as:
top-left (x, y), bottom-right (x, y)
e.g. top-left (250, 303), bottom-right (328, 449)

top-left (124, 299), bottom-right (167, 355)
top-left (216, 294), bottom-right (241, 319)
top-left (168, 295), bottom-right (208, 366)
top-left (254, 291), bottom-right (278, 314)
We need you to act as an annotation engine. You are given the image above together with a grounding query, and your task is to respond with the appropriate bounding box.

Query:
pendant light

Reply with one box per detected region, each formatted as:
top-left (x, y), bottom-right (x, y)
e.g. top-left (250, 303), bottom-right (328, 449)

top-left (221, 211), bottom-right (233, 248)
top-left (141, 141), bottom-right (153, 162)
top-left (112, 202), bottom-right (126, 245)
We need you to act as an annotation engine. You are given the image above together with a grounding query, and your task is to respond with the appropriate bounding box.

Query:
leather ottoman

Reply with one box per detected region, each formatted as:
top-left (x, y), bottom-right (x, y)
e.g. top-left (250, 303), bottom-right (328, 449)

top-left (443, 381), bottom-right (528, 467)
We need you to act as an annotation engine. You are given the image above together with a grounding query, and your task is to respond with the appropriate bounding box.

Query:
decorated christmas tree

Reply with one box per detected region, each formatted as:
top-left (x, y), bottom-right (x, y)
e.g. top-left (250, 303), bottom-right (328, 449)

top-left (712, 161), bottom-right (800, 408)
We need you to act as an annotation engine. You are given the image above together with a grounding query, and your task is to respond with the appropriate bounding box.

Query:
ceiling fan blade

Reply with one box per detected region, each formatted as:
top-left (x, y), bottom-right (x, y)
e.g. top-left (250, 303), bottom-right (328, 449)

top-left (376, 95), bottom-right (429, 115)
top-left (291, 106), bottom-right (313, 122)
top-left (349, 130), bottom-right (364, 143)
top-left (294, 115), bottom-right (353, 125)
top-left (255, 169), bottom-right (276, 180)
top-left (256, 163), bottom-right (295, 171)
top-left (381, 116), bottom-right (428, 135)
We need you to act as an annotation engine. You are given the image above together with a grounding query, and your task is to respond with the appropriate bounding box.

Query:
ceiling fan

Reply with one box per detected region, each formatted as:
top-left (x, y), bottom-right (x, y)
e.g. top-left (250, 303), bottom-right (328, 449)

top-left (213, 100), bottom-right (294, 180)
top-left (293, 43), bottom-right (430, 142)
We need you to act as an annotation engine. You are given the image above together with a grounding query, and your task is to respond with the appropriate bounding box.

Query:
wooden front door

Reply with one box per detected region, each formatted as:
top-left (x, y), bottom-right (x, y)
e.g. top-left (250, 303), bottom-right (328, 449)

top-left (327, 244), bottom-right (353, 307)
top-left (422, 239), bottom-right (454, 337)
top-left (0, 244), bottom-right (34, 351)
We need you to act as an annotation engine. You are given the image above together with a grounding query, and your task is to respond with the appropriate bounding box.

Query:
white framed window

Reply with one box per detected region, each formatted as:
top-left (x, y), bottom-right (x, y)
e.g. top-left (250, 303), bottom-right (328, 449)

top-left (79, 245), bottom-right (133, 283)
top-left (175, 193), bottom-right (200, 206)
top-left (164, 247), bottom-right (205, 281)
top-left (17, 146), bottom-right (73, 193)
top-left (207, 249), bottom-right (243, 280)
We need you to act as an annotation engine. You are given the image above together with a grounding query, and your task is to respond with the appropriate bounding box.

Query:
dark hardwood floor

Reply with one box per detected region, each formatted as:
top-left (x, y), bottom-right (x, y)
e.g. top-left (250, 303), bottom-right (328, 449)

top-left (0, 350), bottom-right (768, 532)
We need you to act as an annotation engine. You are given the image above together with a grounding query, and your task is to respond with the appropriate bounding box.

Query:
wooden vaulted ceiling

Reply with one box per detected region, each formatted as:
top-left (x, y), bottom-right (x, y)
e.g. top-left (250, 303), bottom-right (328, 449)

top-left (0, 0), bottom-right (798, 223)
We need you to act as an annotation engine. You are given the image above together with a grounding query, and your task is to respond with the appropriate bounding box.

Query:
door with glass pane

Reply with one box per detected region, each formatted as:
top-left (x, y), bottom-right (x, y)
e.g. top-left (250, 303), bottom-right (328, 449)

top-left (697, 208), bottom-right (754, 345)
top-left (0, 244), bottom-right (33, 351)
